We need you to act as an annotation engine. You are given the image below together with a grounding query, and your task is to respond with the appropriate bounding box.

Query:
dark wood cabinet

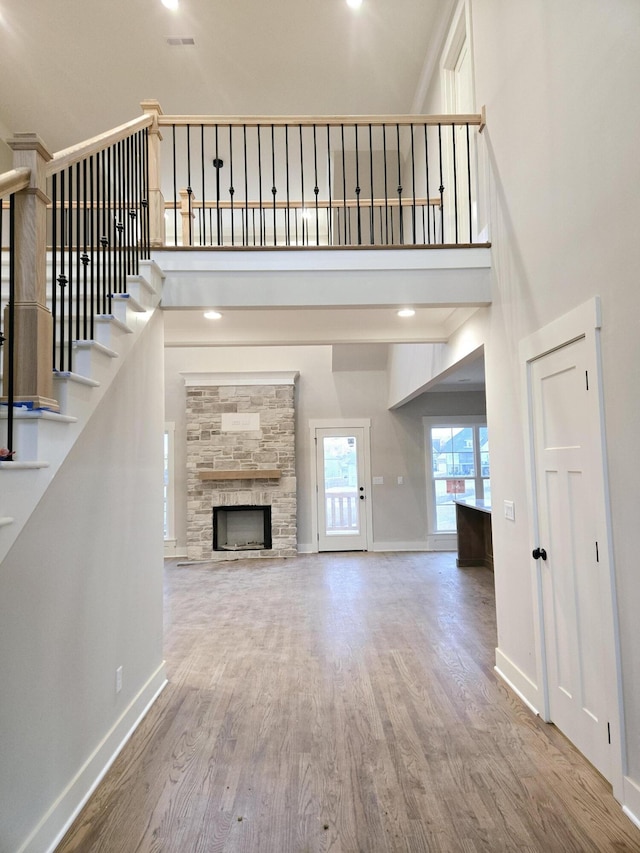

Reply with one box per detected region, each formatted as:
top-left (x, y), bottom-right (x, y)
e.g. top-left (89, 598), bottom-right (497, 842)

top-left (455, 500), bottom-right (493, 570)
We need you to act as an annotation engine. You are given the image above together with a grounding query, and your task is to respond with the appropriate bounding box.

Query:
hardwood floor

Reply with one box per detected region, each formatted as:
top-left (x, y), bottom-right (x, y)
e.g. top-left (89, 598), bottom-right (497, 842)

top-left (56, 552), bottom-right (640, 852)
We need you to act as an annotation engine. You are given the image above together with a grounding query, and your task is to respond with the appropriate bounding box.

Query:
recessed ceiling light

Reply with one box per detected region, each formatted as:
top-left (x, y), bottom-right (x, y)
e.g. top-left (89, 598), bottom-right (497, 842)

top-left (397, 308), bottom-right (416, 318)
top-left (347, 0), bottom-right (363, 8)
top-left (161, 0), bottom-right (179, 10)
top-left (204, 310), bottom-right (222, 320)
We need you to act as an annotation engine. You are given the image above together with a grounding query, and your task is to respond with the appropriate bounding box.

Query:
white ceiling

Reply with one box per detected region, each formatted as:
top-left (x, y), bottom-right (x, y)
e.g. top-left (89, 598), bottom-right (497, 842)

top-left (0, 0), bottom-right (454, 152)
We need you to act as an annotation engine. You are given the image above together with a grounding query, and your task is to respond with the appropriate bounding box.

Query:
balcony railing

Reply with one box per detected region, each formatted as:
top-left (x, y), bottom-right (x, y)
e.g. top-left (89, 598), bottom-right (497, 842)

top-left (157, 111), bottom-right (485, 248)
top-left (0, 101), bottom-right (486, 453)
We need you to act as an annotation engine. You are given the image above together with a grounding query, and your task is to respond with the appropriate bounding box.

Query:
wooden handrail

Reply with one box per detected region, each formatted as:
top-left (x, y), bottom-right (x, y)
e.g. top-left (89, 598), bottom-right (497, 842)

top-left (158, 113), bottom-right (484, 128)
top-left (47, 114), bottom-right (153, 176)
top-left (0, 167), bottom-right (31, 200)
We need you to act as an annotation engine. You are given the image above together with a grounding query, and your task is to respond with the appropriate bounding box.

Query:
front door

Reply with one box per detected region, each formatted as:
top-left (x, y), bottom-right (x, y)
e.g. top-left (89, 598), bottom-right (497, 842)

top-left (530, 336), bottom-right (610, 778)
top-left (315, 427), bottom-right (369, 551)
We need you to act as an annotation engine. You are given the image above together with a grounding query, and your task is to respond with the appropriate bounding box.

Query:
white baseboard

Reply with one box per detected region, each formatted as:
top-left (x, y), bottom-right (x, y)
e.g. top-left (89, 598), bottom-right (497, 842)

top-left (494, 647), bottom-right (540, 716)
top-left (297, 543), bottom-right (315, 554)
top-left (623, 776), bottom-right (640, 830)
top-left (17, 662), bottom-right (167, 853)
top-left (372, 541), bottom-right (430, 552)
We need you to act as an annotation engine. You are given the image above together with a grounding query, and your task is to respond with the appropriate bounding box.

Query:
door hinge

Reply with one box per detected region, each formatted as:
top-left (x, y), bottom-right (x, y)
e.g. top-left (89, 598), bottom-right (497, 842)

top-left (608, 722), bottom-right (611, 744)
top-left (595, 541), bottom-right (599, 562)
top-left (585, 370), bottom-right (589, 390)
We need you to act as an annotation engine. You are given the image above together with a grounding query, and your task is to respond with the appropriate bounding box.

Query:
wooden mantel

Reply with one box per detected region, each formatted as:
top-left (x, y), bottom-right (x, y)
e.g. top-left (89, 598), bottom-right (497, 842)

top-left (198, 470), bottom-right (281, 481)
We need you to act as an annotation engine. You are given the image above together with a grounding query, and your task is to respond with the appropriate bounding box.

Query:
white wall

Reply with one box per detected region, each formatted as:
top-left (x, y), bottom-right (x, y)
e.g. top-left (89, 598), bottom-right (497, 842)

top-left (0, 312), bottom-right (166, 852)
top-left (387, 307), bottom-right (489, 407)
top-left (420, 0), bottom-right (640, 801)
top-left (165, 345), bottom-right (485, 554)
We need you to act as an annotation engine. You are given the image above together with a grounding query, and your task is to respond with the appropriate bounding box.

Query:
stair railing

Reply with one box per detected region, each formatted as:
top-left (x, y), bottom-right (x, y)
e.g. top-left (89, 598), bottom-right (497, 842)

top-left (0, 168), bottom-right (30, 459)
top-left (46, 115), bottom-right (152, 372)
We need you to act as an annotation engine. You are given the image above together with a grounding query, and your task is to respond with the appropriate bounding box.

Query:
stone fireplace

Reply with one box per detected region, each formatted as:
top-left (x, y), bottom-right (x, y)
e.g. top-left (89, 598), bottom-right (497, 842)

top-left (183, 372), bottom-right (299, 561)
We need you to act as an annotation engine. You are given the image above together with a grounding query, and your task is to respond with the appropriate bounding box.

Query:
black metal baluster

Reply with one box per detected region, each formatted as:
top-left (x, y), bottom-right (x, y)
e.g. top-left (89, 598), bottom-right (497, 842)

top-left (341, 124), bottom-right (347, 244)
top-left (285, 125), bottom-right (290, 246)
top-left (411, 123), bottom-right (416, 245)
top-left (186, 124), bottom-right (193, 247)
top-left (229, 125), bottom-right (235, 247)
top-left (355, 124), bottom-right (361, 245)
top-left (67, 165), bottom-right (74, 366)
top-left (6, 195), bottom-right (15, 455)
top-left (89, 154), bottom-right (95, 338)
top-left (75, 161), bottom-right (81, 342)
top-left (131, 132), bottom-right (139, 273)
top-left (214, 123), bottom-right (221, 246)
top-left (383, 124), bottom-right (389, 244)
top-left (396, 124), bottom-right (403, 245)
top-left (466, 123), bottom-right (472, 243)
top-left (438, 124), bottom-right (445, 243)
top-left (452, 123), bottom-right (459, 244)
top-left (104, 147), bottom-right (111, 313)
top-left (58, 169), bottom-right (67, 371)
top-left (326, 125), bottom-right (333, 246)
top-left (298, 124), bottom-right (305, 246)
top-left (142, 128), bottom-right (150, 259)
top-left (257, 124), bottom-right (264, 246)
top-left (172, 124), bottom-right (178, 246)
top-left (51, 174), bottom-right (58, 366)
top-left (200, 124), bottom-right (206, 246)
top-left (313, 124), bottom-right (319, 245)
top-left (425, 124), bottom-right (431, 245)
top-left (271, 124), bottom-right (277, 246)
top-left (81, 157), bottom-right (88, 340)
top-left (369, 123), bottom-right (374, 245)
top-left (243, 125), bottom-right (249, 247)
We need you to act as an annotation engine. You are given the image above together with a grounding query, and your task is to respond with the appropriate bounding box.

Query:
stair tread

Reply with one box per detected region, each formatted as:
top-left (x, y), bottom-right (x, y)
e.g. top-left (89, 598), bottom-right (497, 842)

top-left (0, 409), bottom-right (77, 423)
top-left (71, 340), bottom-right (119, 358)
top-left (0, 460), bottom-right (50, 469)
top-left (95, 314), bottom-right (133, 333)
top-left (110, 292), bottom-right (146, 312)
top-left (53, 370), bottom-right (101, 388)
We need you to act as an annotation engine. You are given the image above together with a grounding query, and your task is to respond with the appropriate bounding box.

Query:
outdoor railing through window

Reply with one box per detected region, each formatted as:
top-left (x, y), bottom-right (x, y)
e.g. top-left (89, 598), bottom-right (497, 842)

top-left (159, 113), bottom-right (485, 248)
top-left (47, 119), bottom-right (151, 372)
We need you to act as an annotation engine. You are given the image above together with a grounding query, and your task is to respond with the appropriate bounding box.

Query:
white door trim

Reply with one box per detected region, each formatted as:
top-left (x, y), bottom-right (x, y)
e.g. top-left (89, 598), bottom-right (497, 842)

top-left (309, 419), bottom-right (373, 553)
top-left (519, 296), bottom-right (625, 800)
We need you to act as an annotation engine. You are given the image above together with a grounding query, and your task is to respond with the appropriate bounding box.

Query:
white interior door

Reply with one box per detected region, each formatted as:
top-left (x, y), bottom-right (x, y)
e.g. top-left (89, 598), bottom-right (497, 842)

top-left (315, 427), bottom-right (369, 551)
top-left (530, 336), bottom-right (610, 778)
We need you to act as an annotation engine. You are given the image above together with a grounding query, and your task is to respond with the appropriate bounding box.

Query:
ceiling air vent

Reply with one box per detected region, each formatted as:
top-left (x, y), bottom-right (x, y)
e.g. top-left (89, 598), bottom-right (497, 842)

top-left (166, 36), bottom-right (196, 46)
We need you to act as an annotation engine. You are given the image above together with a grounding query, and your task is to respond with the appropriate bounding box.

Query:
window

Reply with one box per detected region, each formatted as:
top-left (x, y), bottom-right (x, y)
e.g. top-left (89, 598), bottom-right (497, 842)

top-left (428, 421), bottom-right (489, 533)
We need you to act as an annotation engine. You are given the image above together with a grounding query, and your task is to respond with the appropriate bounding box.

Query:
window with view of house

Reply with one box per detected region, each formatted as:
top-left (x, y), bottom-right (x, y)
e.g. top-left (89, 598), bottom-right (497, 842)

top-left (429, 422), bottom-right (489, 532)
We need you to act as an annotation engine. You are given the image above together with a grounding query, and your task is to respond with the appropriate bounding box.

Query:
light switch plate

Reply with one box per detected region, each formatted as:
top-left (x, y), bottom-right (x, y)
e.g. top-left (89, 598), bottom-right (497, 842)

top-left (373, 476), bottom-right (384, 485)
top-left (504, 500), bottom-right (515, 521)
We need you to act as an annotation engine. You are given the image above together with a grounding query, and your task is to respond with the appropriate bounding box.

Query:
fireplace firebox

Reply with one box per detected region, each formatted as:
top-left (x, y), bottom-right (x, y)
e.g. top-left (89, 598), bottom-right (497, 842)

top-left (212, 505), bottom-right (272, 551)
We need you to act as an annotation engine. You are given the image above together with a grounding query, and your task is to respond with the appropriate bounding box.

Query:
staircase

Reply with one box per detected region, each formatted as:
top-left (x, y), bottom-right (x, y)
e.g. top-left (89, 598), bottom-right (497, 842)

top-left (0, 260), bottom-right (163, 565)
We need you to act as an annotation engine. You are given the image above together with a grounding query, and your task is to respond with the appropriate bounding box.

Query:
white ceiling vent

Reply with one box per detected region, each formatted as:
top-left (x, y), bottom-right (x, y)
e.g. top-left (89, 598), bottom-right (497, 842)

top-left (166, 37), bottom-right (196, 46)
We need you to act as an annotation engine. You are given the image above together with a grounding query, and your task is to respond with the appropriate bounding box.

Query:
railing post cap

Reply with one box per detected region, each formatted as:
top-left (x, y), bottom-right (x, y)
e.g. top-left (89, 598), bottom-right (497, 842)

top-left (140, 100), bottom-right (164, 115)
top-left (7, 132), bottom-right (52, 161)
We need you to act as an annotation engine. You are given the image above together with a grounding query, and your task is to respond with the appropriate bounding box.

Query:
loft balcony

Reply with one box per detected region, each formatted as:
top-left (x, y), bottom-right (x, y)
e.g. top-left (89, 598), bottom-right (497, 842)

top-left (0, 101), bottom-right (491, 454)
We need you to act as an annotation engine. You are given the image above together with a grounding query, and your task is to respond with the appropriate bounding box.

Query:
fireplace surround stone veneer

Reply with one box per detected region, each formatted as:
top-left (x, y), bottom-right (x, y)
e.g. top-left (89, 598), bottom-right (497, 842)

top-left (183, 372), bottom-right (299, 561)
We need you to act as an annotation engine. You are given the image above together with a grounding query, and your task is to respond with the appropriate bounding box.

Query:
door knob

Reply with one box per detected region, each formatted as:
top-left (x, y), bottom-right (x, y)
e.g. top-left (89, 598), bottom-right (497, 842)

top-left (532, 547), bottom-right (548, 561)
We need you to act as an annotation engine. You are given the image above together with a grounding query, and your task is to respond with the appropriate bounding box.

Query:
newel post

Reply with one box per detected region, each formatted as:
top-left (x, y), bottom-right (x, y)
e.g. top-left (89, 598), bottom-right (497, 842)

top-left (6, 133), bottom-right (58, 411)
top-left (140, 99), bottom-right (166, 247)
